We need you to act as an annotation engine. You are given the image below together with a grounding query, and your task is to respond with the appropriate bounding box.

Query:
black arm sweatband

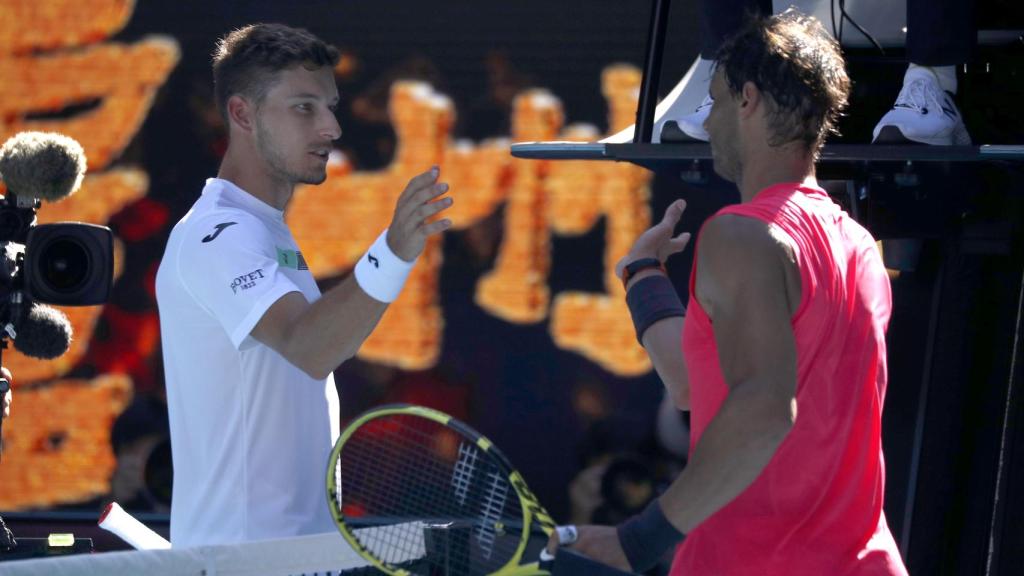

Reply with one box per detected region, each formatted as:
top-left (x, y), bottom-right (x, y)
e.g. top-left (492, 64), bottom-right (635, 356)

top-left (626, 274), bottom-right (685, 344)
top-left (616, 499), bottom-right (685, 573)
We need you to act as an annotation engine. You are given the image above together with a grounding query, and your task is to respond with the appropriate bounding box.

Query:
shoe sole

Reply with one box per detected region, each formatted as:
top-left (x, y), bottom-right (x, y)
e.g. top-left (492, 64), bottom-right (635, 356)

top-left (661, 120), bottom-right (708, 143)
top-left (872, 125), bottom-right (971, 146)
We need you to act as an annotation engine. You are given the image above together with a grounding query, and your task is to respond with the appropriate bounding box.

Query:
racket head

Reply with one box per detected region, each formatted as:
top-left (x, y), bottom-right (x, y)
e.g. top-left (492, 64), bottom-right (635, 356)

top-left (326, 404), bottom-right (555, 576)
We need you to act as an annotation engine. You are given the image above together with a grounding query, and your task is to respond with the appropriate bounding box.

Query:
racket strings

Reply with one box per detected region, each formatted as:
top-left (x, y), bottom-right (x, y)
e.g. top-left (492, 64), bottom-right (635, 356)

top-left (332, 415), bottom-right (527, 574)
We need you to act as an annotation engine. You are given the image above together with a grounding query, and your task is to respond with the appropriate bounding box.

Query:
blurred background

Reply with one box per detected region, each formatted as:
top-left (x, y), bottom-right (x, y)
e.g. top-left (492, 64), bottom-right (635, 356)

top-left (0, 0), bottom-right (707, 527)
top-left (1, 1), bottom-right (1023, 574)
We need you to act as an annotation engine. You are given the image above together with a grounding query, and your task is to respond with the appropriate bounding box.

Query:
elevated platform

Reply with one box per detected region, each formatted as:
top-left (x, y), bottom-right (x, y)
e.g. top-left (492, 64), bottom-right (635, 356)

top-left (511, 142), bottom-right (1024, 174)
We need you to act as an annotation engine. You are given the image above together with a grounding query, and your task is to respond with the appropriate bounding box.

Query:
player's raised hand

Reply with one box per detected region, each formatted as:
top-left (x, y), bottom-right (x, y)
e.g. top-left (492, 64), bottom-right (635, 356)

top-left (615, 199), bottom-right (691, 279)
top-left (386, 167), bottom-right (453, 262)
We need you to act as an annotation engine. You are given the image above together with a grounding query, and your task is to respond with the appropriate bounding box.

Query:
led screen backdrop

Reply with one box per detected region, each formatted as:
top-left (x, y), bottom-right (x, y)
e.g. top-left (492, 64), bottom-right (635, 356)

top-left (0, 0), bottom-right (705, 519)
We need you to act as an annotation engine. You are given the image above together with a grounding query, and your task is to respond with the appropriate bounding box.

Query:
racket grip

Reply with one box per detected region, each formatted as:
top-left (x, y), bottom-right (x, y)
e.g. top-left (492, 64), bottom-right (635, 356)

top-left (98, 502), bottom-right (171, 550)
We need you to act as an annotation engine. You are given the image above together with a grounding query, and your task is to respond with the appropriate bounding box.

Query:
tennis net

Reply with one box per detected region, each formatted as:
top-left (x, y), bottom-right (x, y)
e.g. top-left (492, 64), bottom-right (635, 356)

top-left (0, 531), bottom-right (378, 576)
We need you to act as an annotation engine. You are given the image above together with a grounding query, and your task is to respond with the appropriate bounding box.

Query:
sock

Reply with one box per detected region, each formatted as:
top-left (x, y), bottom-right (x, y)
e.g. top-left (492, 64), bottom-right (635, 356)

top-left (908, 63), bottom-right (958, 94)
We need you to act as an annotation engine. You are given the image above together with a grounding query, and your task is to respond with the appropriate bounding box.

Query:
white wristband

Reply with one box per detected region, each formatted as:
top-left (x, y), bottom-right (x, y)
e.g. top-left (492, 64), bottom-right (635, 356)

top-left (354, 229), bottom-right (415, 303)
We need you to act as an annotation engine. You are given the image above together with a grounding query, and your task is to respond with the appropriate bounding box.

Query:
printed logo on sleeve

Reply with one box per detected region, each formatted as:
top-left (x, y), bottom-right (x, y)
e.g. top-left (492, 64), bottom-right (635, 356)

top-left (276, 247), bottom-right (309, 270)
top-left (367, 254), bottom-right (380, 269)
top-left (230, 269), bottom-right (265, 294)
top-left (202, 222), bottom-right (238, 243)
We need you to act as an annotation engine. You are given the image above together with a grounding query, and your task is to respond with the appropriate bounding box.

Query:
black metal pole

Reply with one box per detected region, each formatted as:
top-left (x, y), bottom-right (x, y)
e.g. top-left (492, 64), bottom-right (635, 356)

top-left (985, 263), bottom-right (1024, 575)
top-left (634, 0), bottom-right (672, 143)
top-left (900, 243), bottom-right (947, 558)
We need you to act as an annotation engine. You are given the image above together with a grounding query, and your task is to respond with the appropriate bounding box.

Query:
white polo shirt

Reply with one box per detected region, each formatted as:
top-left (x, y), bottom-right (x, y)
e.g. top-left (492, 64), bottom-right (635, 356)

top-left (156, 178), bottom-right (340, 548)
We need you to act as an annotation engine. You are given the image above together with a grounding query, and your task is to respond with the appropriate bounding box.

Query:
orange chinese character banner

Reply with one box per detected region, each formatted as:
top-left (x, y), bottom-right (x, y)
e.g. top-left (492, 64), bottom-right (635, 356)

top-left (0, 0), bottom-right (699, 514)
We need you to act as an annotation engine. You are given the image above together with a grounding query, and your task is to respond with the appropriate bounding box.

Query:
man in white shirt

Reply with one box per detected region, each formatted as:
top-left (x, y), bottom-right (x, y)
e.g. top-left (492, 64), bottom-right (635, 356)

top-left (156, 23), bottom-right (453, 548)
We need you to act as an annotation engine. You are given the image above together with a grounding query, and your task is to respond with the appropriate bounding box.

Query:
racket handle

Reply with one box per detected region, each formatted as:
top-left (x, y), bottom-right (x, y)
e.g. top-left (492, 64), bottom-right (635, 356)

top-left (98, 502), bottom-right (171, 550)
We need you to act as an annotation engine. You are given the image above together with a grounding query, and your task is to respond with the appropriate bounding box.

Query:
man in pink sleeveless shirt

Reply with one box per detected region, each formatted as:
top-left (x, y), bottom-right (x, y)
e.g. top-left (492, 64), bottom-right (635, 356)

top-left (549, 10), bottom-right (908, 575)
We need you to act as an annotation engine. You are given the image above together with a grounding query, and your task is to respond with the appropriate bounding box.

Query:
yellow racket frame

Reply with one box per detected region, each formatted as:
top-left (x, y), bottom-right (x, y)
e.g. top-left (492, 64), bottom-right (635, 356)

top-left (326, 403), bottom-right (555, 576)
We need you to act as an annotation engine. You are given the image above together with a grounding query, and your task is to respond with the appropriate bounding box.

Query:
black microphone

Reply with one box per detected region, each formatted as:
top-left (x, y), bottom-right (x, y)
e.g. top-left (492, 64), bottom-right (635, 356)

top-left (0, 131), bottom-right (111, 309)
top-left (0, 131), bottom-right (86, 203)
top-left (12, 302), bottom-right (73, 360)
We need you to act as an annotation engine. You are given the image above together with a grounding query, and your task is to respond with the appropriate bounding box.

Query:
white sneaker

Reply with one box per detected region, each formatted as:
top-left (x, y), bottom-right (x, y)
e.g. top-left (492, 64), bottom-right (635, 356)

top-left (872, 66), bottom-right (971, 145)
top-left (668, 94), bottom-right (712, 142)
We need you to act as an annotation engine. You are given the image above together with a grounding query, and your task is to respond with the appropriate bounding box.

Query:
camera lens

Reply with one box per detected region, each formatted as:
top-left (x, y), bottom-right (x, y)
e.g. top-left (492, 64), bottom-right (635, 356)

top-left (26, 222), bottom-right (113, 306)
top-left (39, 237), bottom-right (90, 293)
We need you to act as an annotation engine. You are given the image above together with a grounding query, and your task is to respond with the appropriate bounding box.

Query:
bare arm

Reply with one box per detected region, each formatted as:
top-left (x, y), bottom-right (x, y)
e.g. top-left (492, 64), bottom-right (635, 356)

top-left (554, 214), bottom-right (801, 570)
top-left (250, 277), bottom-right (384, 379)
top-left (616, 200), bottom-right (692, 408)
top-left (657, 213), bottom-right (800, 533)
top-left (642, 316), bottom-right (688, 409)
top-left (626, 272), bottom-right (689, 408)
top-left (252, 168), bottom-right (453, 379)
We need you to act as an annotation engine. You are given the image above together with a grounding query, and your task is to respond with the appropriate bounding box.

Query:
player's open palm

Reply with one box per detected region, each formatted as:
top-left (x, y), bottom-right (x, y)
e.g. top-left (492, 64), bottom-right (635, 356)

top-left (615, 199), bottom-right (691, 278)
top-left (386, 167), bottom-right (453, 262)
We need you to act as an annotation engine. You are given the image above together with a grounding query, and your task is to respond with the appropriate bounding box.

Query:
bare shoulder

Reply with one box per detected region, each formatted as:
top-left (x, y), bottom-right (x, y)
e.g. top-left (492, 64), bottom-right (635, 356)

top-left (697, 214), bottom-right (795, 272)
top-left (696, 214), bottom-right (800, 316)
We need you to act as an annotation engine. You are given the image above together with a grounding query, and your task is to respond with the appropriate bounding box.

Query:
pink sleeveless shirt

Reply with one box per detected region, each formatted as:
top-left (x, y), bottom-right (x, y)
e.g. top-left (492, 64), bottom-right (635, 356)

top-left (672, 183), bottom-right (907, 575)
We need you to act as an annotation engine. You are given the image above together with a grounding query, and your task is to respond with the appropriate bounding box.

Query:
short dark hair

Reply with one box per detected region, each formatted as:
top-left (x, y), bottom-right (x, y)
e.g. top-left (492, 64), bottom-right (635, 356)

top-left (212, 23), bottom-right (340, 122)
top-left (715, 9), bottom-right (850, 155)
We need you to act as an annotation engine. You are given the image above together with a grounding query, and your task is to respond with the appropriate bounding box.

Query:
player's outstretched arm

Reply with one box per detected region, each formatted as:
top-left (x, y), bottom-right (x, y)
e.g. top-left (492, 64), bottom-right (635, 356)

top-left (617, 199), bottom-right (692, 408)
top-left (555, 215), bottom-right (799, 573)
top-left (657, 214), bottom-right (799, 533)
top-left (252, 168), bottom-right (452, 379)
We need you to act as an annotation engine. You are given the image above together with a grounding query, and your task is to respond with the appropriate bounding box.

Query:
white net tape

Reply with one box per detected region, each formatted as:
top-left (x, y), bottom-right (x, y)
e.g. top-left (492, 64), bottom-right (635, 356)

top-left (0, 526), bottom-right (428, 576)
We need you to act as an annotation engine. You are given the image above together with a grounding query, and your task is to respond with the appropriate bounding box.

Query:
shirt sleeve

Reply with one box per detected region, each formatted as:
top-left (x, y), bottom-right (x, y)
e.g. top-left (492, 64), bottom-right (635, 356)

top-left (175, 212), bottom-right (302, 350)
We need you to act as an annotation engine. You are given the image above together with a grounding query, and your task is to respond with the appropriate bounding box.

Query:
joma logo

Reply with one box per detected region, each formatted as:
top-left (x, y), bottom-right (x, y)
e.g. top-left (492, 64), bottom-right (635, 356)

top-left (202, 222), bottom-right (238, 243)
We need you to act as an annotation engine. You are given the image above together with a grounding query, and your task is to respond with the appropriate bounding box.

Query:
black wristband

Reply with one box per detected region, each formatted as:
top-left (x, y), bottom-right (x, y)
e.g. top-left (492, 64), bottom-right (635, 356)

top-left (616, 499), bottom-right (685, 573)
top-left (621, 257), bottom-right (664, 289)
top-left (626, 275), bottom-right (685, 344)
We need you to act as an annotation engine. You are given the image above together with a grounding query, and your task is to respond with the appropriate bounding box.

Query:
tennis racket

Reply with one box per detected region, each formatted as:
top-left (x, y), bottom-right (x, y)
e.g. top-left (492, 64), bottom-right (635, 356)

top-left (326, 403), bottom-right (557, 576)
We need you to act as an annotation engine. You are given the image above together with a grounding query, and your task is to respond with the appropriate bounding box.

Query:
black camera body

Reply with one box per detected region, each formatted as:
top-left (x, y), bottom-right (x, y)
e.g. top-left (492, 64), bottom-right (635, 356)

top-left (0, 131), bottom-right (116, 361)
top-left (0, 130), bottom-right (115, 312)
top-left (0, 193), bottom-right (113, 308)
top-left (0, 132), bottom-right (114, 545)
top-left (26, 222), bottom-right (113, 307)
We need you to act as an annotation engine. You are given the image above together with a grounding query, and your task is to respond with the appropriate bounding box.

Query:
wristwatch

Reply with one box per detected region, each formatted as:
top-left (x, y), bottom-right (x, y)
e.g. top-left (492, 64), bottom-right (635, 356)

top-left (621, 257), bottom-right (665, 289)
